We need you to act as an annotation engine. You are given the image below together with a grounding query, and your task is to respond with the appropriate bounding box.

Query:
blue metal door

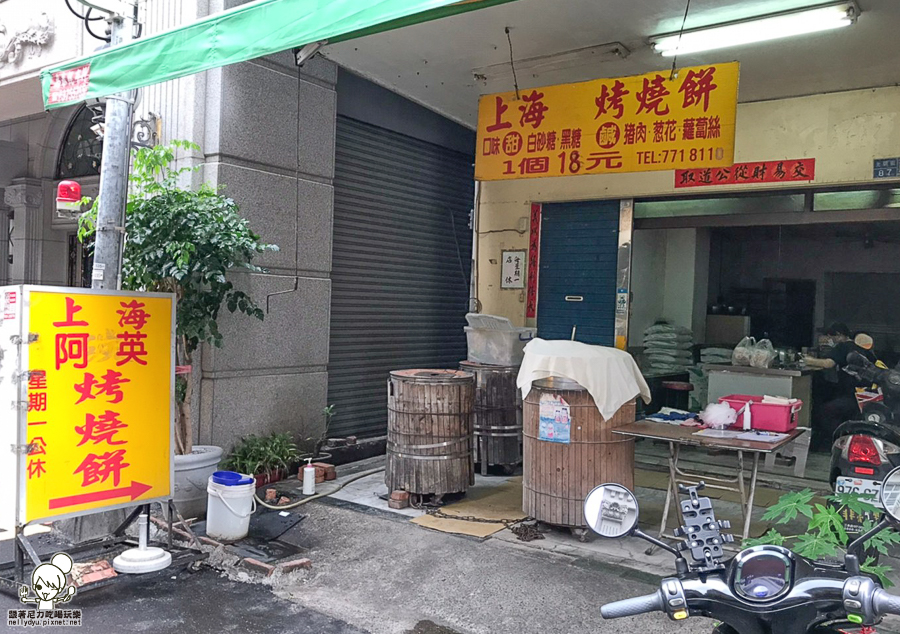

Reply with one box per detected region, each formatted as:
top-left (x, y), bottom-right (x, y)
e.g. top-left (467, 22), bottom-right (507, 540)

top-left (536, 201), bottom-right (619, 345)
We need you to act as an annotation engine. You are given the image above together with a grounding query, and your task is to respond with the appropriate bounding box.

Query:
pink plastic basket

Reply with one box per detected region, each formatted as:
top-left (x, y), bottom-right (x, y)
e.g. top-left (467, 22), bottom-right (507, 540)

top-left (718, 394), bottom-right (802, 433)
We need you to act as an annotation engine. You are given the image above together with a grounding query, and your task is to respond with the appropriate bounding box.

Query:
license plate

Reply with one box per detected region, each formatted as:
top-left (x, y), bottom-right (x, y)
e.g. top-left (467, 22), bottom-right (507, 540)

top-left (835, 476), bottom-right (882, 507)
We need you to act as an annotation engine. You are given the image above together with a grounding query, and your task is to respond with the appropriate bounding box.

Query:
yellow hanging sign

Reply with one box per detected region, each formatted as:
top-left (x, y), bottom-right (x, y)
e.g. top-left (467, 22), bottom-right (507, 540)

top-left (24, 289), bottom-right (174, 523)
top-left (475, 62), bottom-right (739, 181)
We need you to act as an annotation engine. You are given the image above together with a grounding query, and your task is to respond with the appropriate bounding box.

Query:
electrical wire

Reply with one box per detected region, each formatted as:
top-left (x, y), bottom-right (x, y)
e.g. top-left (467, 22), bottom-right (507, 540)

top-left (478, 228), bottom-right (526, 235)
top-left (449, 206), bottom-right (470, 292)
top-left (64, 0), bottom-right (104, 20)
top-left (85, 9), bottom-right (111, 42)
top-left (505, 27), bottom-right (520, 100)
top-left (669, 0), bottom-right (692, 80)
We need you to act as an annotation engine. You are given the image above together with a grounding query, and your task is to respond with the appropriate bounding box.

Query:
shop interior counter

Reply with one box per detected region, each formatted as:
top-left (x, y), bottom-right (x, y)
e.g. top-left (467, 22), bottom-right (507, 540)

top-left (704, 364), bottom-right (815, 427)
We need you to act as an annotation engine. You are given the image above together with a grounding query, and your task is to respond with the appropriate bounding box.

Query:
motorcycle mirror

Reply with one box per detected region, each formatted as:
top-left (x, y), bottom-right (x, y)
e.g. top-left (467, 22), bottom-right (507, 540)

top-left (880, 465), bottom-right (900, 523)
top-left (583, 483), bottom-right (639, 539)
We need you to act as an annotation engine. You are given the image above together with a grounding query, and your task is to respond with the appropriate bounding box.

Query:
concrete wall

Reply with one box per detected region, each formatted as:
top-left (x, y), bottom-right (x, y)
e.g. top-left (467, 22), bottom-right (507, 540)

top-left (477, 86), bottom-right (900, 327)
top-left (631, 228), bottom-right (709, 344)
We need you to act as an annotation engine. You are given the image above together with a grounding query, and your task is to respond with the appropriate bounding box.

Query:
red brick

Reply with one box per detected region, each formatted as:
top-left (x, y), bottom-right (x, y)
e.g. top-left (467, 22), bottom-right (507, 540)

top-left (390, 490), bottom-right (410, 502)
top-left (264, 488), bottom-right (277, 502)
top-left (243, 558), bottom-right (275, 576)
top-left (78, 567), bottom-right (117, 586)
top-left (277, 496), bottom-right (291, 506)
top-left (388, 498), bottom-right (410, 510)
top-left (312, 462), bottom-right (336, 481)
top-left (276, 558), bottom-right (312, 574)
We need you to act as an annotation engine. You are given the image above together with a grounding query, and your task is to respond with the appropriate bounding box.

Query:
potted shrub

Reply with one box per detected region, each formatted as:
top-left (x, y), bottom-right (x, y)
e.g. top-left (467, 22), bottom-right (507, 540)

top-left (79, 140), bottom-right (276, 517)
top-left (222, 432), bottom-right (300, 487)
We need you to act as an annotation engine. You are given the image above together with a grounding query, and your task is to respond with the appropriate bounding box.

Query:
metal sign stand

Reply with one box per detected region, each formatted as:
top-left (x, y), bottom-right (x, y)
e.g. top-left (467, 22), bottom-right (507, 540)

top-left (3, 500), bottom-right (204, 595)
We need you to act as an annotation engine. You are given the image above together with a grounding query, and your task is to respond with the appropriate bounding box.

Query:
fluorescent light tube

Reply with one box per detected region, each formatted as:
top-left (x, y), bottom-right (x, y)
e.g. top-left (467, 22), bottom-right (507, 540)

top-left (650, 2), bottom-right (858, 57)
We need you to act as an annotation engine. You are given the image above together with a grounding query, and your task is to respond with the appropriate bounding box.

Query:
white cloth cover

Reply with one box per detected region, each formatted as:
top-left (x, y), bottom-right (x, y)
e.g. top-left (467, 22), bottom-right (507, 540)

top-left (517, 339), bottom-right (652, 420)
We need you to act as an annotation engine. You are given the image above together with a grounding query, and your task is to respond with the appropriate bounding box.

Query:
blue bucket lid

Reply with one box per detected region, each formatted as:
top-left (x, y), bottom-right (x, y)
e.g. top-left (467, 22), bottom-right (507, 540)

top-left (212, 470), bottom-right (248, 486)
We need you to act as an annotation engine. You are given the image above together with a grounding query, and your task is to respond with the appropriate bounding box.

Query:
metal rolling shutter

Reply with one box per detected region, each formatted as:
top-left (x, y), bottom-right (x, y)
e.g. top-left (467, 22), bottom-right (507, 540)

top-left (536, 201), bottom-right (620, 346)
top-left (328, 116), bottom-right (474, 438)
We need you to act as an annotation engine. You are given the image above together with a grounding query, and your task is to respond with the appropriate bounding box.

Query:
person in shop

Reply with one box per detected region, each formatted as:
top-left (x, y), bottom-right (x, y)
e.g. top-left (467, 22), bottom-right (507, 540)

top-left (804, 323), bottom-right (878, 451)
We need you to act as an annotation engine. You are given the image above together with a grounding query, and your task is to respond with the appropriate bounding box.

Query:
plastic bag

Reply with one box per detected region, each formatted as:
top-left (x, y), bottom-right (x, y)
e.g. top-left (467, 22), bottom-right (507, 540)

top-left (644, 332), bottom-right (693, 344)
top-left (647, 351), bottom-right (694, 364)
top-left (700, 402), bottom-right (738, 430)
top-left (644, 339), bottom-right (694, 350)
top-left (731, 337), bottom-right (755, 366)
top-left (750, 339), bottom-right (777, 369)
top-left (645, 323), bottom-right (692, 337)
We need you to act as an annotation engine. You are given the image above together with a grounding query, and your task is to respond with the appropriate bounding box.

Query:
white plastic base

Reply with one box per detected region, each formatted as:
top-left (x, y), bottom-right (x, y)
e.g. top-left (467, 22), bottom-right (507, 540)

top-left (112, 547), bottom-right (172, 574)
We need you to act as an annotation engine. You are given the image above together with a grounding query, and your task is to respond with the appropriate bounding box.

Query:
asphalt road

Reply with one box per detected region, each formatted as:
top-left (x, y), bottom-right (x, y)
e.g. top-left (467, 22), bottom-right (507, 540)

top-left (0, 567), bottom-right (364, 634)
top-left (273, 500), bottom-right (710, 634)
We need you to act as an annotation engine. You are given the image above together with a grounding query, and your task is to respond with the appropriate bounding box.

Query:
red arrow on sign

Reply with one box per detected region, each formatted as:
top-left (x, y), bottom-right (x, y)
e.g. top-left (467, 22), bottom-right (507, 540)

top-left (48, 481), bottom-right (152, 509)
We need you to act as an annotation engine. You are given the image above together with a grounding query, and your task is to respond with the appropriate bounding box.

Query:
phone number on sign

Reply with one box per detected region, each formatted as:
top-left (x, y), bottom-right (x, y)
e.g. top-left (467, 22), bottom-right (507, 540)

top-left (638, 147), bottom-right (726, 165)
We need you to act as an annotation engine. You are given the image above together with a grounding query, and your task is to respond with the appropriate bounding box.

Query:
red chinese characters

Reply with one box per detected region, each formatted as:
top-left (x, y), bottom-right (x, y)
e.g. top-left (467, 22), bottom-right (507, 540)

top-left (76, 410), bottom-right (128, 446)
top-left (68, 298), bottom-right (150, 490)
top-left (73, 369), bottom-right (130, 405)
top-left (525, 204), bottom-right (541, 319)
top-left (675, 159), bottom-right (816, 189)
top-left (679, 67), bottom-right (718, 112)
top-left (116, 300), bottom-right (150, 366)
top-left (26, 370), bottom-right (48, 480)
top-left (595, 80), bottom-right (629, 120)
top-left (485, 96), bottom-right (512, 133)
top-left (518, 90), bottom-right (549, 129)
top-left (74, 450), bottom-right (130, 487)
top-left (54, 297), bottom-right (90, 370)
top-left (635, 75), bottom-right (671, 116)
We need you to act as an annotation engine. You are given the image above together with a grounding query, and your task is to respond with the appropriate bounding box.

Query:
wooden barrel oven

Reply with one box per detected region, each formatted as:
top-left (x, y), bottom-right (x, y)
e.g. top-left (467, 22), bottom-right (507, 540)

top-left (523, 377), bottom-right (635, 528)
top-left (386, 369), bottom-right (475, 498)
top-left (459, 360), bottom-right (522, 474)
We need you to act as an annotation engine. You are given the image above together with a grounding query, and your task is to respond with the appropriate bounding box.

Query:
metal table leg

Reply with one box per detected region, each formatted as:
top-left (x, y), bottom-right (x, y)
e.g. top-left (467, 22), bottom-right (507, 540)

top-left (736, 451), bottom-right (748, 527)
top-left (742, 452), bottom-right (761, 541)
top-left (647, 442), bottom-right (679, 555)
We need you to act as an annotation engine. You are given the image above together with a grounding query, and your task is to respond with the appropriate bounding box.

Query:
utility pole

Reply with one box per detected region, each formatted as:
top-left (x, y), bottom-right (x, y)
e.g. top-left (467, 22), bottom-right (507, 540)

top-left (91, 4), bottom-right (136, 290)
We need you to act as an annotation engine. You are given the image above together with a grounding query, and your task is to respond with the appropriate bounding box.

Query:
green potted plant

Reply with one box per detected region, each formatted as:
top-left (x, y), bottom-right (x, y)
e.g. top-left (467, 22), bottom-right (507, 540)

top-left (78, 140), bottom-right (276, 517)
top-left (222, 432), bottom-right (300, 487)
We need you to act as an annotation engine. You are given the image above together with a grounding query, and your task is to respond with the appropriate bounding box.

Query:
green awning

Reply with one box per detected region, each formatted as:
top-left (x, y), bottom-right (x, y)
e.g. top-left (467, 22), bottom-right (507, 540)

top-left (41, 0), bottom-right (514, 109)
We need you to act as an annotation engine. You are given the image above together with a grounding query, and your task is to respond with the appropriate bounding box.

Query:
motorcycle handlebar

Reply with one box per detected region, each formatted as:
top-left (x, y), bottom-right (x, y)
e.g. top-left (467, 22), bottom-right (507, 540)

top-left (874, 589), bottom-right (900, 617)
top-left (600, 590), bottom-right (665, 619)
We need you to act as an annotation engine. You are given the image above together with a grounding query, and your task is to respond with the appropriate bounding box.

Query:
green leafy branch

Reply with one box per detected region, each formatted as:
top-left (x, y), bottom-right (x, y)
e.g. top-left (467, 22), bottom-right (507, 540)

top-left (744, 490), bottom-right (896, 587)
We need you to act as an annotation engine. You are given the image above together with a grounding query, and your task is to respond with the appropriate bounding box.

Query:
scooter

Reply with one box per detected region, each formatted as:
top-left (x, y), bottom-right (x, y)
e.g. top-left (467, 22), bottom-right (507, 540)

top-left (831, 353), bottom-right (900, 535)
top-left (588, 466), bottom-right (900, 634)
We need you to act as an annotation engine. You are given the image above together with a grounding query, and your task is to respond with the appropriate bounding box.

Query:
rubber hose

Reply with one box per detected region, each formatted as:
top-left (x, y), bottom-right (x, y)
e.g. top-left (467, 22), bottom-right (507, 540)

top-left (253, 466), bottom-right (385, 510)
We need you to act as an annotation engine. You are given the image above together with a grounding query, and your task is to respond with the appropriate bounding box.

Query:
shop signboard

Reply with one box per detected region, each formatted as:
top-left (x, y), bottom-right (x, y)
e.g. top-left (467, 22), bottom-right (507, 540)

top-left (674, 158), bottom-right (816, 188)
top-left (2, 286), bottom-right (174, 528)
top-left (475, 62), bottom-right (739, 181)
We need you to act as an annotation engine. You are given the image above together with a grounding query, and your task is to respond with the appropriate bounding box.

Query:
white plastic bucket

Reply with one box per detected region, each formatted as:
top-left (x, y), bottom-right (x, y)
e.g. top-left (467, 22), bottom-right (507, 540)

top-left (206, 475), bottom-right (256, 541)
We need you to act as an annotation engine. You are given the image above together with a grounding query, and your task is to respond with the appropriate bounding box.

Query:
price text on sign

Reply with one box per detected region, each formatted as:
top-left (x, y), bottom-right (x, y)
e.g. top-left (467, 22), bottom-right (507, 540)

top-left (25, 291), bottom-right (173, 522)
top-left (475, 62), bottom-right (739, 181)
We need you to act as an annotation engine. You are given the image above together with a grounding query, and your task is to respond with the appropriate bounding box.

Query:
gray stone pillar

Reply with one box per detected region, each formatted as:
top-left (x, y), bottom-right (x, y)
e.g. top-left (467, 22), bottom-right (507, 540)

top-left (0, 192), bottom-right (10, 286)
top-left (196, 53), bottom-right (336, 453)
top-left (4, 178), bottom-right (43, 284)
